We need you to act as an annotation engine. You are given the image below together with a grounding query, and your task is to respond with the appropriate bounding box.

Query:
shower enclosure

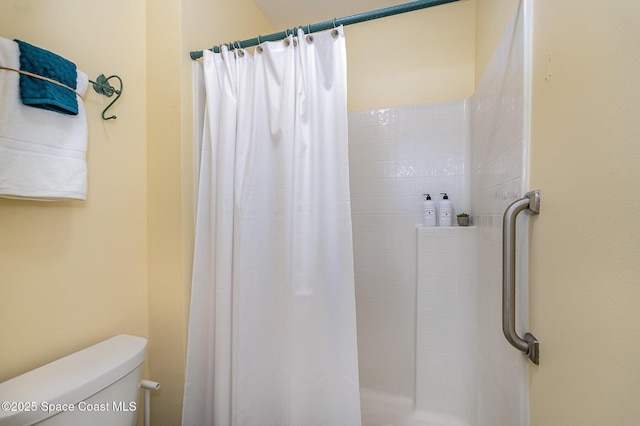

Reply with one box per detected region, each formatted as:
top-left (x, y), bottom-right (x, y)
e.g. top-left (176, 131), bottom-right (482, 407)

top-left (189, 0), bottom-right (533, 424)
top-left (350, 2), bottom-right (532, 424)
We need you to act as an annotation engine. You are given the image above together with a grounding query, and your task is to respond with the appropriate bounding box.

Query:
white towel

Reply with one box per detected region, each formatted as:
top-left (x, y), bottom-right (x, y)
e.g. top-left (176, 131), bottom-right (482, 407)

top-left (0, 37), bottom-right (88, 201)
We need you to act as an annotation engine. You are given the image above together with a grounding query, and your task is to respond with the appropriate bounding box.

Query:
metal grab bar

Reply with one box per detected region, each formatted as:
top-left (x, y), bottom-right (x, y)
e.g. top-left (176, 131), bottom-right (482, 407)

top-left (502, 190), bottom-right (540, 365)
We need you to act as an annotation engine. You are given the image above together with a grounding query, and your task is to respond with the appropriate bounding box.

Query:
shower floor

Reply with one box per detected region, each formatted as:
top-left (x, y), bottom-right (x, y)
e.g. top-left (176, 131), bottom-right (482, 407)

top-left (360, 388), bottom-right (470, 426)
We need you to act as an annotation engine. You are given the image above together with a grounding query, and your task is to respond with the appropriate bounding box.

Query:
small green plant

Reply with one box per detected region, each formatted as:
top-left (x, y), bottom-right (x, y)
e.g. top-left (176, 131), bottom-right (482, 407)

top-left (456, 212), bottom-right (469, 217)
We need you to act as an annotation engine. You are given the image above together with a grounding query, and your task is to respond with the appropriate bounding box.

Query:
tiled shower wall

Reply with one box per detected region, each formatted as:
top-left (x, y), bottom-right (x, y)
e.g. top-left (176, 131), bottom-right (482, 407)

top-left (348, 100), bottom-right (468, 397)
top-left (415, 226), bottom-right (477, 423)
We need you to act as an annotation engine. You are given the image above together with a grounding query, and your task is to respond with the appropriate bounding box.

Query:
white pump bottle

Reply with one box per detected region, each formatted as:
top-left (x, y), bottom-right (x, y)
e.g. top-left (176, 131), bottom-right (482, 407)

top-left (422, 194), bottom-right (436, 227)
top-left (439, 192), bottom-right (453, 227)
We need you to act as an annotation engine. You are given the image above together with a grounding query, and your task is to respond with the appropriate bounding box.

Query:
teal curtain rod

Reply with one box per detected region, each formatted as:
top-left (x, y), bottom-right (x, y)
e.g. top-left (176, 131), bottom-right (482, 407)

top-left (190, 0), bottom-right (461, 60)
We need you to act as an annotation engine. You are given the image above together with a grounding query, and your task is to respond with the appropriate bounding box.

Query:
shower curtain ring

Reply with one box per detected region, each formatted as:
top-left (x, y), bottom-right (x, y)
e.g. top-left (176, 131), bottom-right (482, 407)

top-left (256, 35), bottom-right (263, 53)
top-left (306, 24), bottom-right (314, 43)
top-left (331, 18), bottom-right (340, 37)
top-left (283, 29), bottom-right (291, 46)
top-left (235, 40), bottom-right (245, 57)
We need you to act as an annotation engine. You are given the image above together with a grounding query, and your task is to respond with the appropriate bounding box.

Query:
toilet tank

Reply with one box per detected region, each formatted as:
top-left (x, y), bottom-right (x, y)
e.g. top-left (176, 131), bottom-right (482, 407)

top-left (0, 334), bottom-right (147, 426)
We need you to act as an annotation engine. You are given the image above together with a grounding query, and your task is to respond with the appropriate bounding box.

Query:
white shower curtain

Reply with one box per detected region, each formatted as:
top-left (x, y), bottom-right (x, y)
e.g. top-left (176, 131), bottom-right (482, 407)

top-left (182, 27), bottom-right (361, 426)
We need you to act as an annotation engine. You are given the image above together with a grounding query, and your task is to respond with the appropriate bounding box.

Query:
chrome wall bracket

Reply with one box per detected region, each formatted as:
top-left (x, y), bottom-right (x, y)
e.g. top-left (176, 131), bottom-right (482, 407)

top-left (502, 190), bottom-right (540, 365)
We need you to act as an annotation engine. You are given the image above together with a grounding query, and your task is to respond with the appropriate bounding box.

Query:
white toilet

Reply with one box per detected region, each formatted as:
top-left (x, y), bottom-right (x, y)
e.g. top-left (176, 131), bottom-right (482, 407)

top-left (0, 334), bottom-right (147, 426)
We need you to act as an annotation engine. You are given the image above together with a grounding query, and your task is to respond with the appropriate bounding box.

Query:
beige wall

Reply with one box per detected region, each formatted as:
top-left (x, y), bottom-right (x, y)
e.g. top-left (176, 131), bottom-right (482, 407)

top-left (477, 0), bottom-right (640, 424)
top-left (528, 1), bottom-right (640, 424)
top-left (146, 0), bottom-right (185, 423)
top-left (345, 0), bottom-right (476, 112)
top-left (0, 0), bottom-right (149, 382)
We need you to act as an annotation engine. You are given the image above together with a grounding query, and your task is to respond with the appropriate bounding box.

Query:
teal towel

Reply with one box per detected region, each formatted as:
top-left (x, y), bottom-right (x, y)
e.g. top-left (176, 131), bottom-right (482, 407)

top-left (14, 39), bottom-right (78, 115)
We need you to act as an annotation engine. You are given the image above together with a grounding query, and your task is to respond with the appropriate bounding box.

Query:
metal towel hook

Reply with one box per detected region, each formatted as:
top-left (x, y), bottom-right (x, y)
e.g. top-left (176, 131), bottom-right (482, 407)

top-left (89, 74), bottom-right (123, 120)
